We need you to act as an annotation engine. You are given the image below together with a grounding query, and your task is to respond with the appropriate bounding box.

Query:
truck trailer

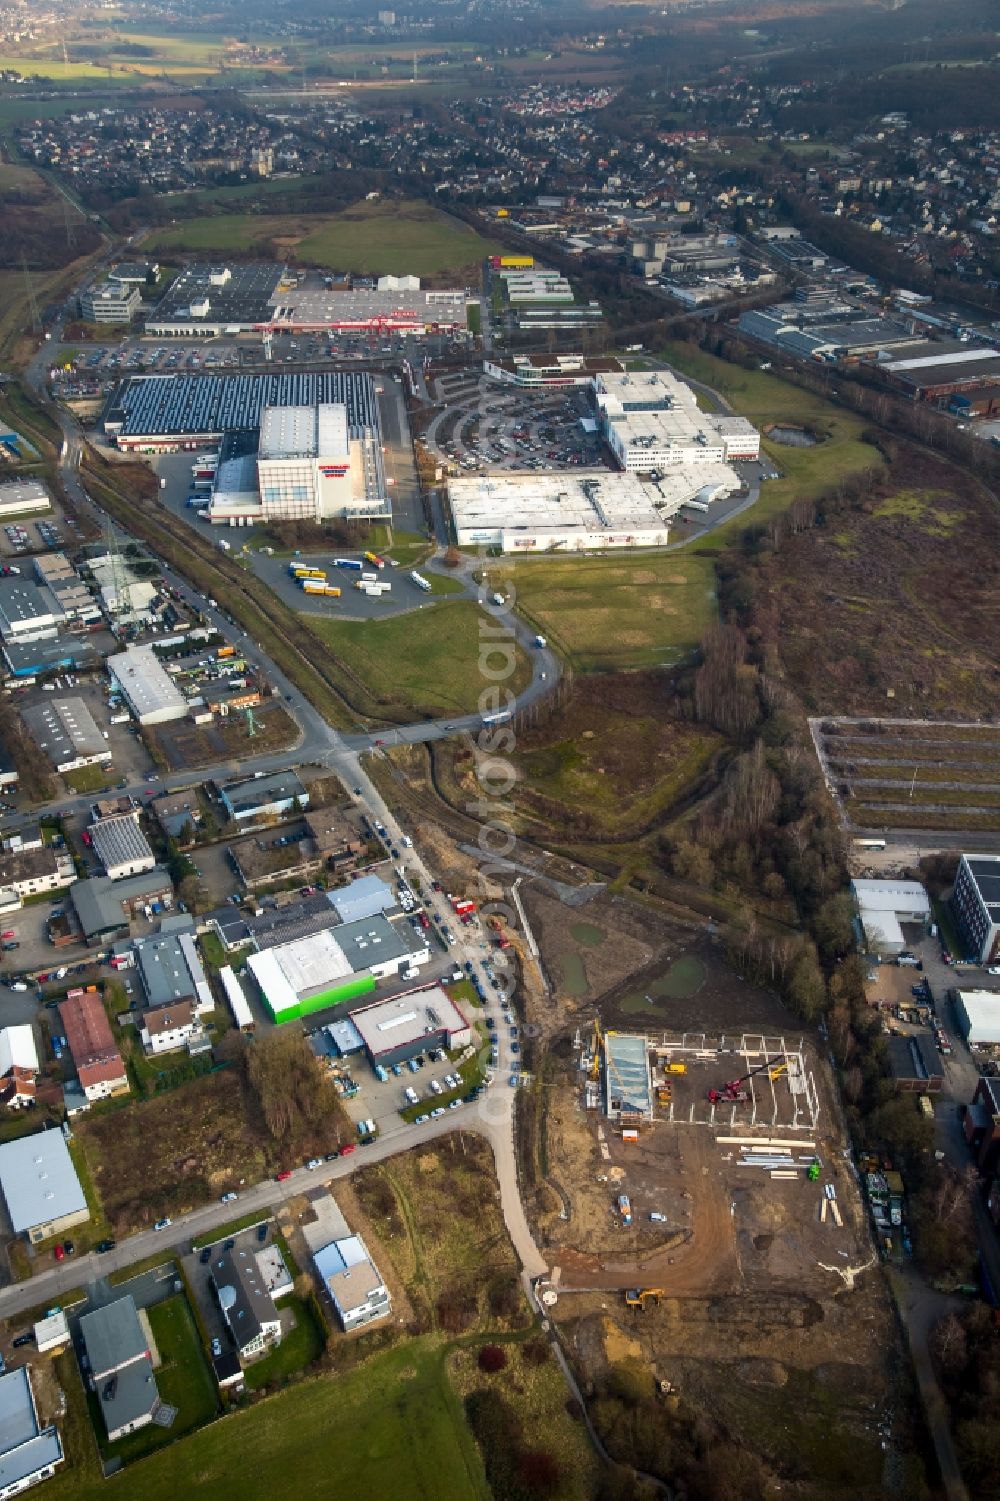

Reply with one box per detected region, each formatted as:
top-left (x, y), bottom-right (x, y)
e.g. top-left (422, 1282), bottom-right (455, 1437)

top-left (301, 580), bottom-right (342, 597)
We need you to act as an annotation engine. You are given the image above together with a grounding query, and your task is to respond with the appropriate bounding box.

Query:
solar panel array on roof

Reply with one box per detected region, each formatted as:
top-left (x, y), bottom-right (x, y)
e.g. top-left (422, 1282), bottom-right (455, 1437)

top-left (108, 373), bottom-right (381, 442)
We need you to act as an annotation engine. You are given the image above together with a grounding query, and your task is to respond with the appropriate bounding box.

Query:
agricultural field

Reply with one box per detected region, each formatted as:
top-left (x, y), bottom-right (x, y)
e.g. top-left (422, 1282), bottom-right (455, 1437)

top-left (498, 551), bottom-right (717, 672)
top-left (815, 717), bottom-right (1000, 837)
top-left (738, 445), bottom-right (1000, 720)
top-left (304, 600), bottom-right (532, 721)
top-left (144, 200), bottom-right (503, 279)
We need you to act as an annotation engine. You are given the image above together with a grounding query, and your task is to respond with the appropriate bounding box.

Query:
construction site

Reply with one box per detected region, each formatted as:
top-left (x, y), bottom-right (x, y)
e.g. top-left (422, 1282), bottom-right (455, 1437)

top-left (531, 1020), bottom-right (901, 1496)
top-left (537, 1025), bottom-right (841, 1292)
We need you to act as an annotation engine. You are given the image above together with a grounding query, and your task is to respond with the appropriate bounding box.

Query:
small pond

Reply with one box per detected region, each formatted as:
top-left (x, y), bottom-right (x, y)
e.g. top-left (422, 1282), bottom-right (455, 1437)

top-left (768, 425), bottom-right (818, 447)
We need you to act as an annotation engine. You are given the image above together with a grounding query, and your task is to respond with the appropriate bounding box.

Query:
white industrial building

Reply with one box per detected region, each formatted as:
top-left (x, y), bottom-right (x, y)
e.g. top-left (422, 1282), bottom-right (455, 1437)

top-left (0, 479), bottom-right (51, 519)
top-left (0, 1367), bottom-right (64, 1498)
top-left (0, 580), bottom-right (64, 645)
top-left (350, 985), bottom-right (472, 1067)
top-left (209, 402), bottom-right (387, 526)
top-left (107, 645), bottom-right (189, 724)
top-left (449, 471), bottom-right (673, 552)
top-left (497, 267), bottom-right (574, 304)
top-left (90, 813), bottom-right (156, 882)
top-left (851, 878), bottom-right (931, 955)
top-left (954, 990), bottom-right (1000, 1047)
top-left (593, 370), bottom-right (759, 473)
top-left (23, 698), bottom-right (111, 775)
top-left (0, 1131), bottom-right (89, 1244)
top-left (79, 281), bottom-right (141, 325)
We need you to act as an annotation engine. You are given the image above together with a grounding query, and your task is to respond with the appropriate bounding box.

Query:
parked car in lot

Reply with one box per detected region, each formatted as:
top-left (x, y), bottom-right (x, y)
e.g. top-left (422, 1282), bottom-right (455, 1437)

top-left (305, 1158), bottom-right (323, 1170)
top-left (153, 1218), bottom-right (172, 1232)
top-left (200, 1247), bottom-right (212, 1264)
top-left (211, 1337), bottom-right (222, 1357)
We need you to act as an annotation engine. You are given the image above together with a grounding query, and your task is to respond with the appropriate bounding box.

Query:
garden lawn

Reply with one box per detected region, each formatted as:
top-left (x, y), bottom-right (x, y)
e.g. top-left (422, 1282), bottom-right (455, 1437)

top-left (243, 1297), bottom-right (324, 1389)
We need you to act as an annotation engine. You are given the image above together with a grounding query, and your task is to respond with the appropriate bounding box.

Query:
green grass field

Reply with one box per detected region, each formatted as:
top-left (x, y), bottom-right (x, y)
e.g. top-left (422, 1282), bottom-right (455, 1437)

top-left (500, 552), bottom-right (717, 671)
top-left (304, 599), bottom-right (532, 718)
top-left (49, 1337), bottom-right (488, 1501)
top-left (145, 200), bottom-right (503, 277)
top-left (661, 342), bottom-right (883, 539)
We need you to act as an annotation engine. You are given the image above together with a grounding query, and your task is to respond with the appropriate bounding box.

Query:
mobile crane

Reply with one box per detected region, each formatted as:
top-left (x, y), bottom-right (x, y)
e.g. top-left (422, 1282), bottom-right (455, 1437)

top-left (707, 1056), bottom-right (787, 1104)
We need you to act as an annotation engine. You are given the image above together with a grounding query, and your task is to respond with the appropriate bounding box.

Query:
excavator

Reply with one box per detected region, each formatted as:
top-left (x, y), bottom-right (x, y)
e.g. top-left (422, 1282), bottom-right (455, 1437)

top-left (707, 1056), bottom-right (787, 1104)
top-left (625, 1288), bottom-right (664, 1309)
top-left (590, 1018), bottom-right (603, 1081)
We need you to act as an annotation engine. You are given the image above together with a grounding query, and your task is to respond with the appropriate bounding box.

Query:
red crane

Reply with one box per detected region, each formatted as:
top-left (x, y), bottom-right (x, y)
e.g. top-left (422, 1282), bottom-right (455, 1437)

top-left (707, 1056), bottom-right (786, 1104)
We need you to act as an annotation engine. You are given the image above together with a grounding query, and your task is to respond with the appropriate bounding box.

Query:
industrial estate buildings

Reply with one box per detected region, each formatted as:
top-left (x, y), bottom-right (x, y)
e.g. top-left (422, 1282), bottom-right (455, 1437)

top-left (141, 262), bottom-right (469, 338)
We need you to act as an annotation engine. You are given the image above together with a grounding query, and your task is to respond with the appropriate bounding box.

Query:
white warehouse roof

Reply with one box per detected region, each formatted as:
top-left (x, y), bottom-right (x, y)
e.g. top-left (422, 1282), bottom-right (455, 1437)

top-left (851, 879), bottom-right (930, 915)
top-left (955, 990), bottom-right (1000, 1046)
top-left (107, 645), bottom-right (188, 722)
top-left (0, 1130), bottom-right (87, 1234)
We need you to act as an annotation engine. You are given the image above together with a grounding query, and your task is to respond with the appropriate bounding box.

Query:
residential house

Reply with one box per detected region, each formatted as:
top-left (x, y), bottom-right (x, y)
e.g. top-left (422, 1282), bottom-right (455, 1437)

top-left (79, 1297), bottom-right (159, 1442)
top-left (58, 989), bottom-right (129, 1103)
top-left (209, 1246), bottom-right (282, 1359)
top-left (140, 1000), bottom-right (201, 1056)
top-left (0, 1025), bottom-right (39, 1108)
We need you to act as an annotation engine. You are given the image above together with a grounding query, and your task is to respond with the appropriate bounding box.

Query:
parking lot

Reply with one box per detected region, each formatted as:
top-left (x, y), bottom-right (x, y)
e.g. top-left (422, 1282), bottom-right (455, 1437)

top-left (0, 493), bottom-right (90, 561)
top-left (423, 375), bottom-right (608, 477)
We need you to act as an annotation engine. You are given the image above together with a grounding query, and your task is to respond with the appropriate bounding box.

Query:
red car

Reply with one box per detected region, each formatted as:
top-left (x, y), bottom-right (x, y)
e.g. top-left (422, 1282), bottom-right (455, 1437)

top-left (276, 1170), bottom-right (292, 1182)
top-left (339, 1143), bottom-right (356, 1157)
top-left (54, 1244), bottom-right (65, 1262)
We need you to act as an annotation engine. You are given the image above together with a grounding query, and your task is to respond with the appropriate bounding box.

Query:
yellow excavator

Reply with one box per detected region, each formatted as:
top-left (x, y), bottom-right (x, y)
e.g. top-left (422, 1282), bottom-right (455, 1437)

top-left (590, 1018), bottom-right (603, 1081)
top-left (625, 1288), bottom-right (664, 1309)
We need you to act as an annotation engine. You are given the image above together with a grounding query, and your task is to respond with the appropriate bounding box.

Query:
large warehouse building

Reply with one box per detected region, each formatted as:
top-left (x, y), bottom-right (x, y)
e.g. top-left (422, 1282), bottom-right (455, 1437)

top-left (142, 262), bottom-right (469, 337)
top-left (246, 913), bottom-right (429, 1023)
top-left (210, 401), bottom-right (386, 526)
top-left (954, 990), bottom-right (1000, 1048)
top-left (449, 463), bottom-right (743, 552)
top-left (107, 645), bottom-right (189, 725)
top-left (350, 986), bottom-right (471, 1068)
top-left (593, 370), bottom-right (759, 473)
top-left (102, 371), bottom-right (390, 525)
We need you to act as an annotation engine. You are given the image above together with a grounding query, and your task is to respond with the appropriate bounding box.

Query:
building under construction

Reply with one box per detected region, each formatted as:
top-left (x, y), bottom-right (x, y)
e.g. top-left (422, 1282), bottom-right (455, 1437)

top-left (603, 1031), bottom-right (654, 1122)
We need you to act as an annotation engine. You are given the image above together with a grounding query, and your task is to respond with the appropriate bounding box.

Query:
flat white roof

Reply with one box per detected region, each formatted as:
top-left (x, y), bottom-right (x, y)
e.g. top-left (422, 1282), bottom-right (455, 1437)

top-left (351, 985), bottom-right (469, 1056)
top-left (852, 879), bottom-right (930, 915)
top-left (259, 404), bottom-right (319, 459)
top-left (449, 470), bottom-right (670, 535)
top-left (107, 646), bottom-right (188, 718)
top-left (248, 928), bottom-right (352, 1010)
top-left (957, 990), bottom-right (1000, 1041)
top-left (0, 1130), bottom-right (87, 1233)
